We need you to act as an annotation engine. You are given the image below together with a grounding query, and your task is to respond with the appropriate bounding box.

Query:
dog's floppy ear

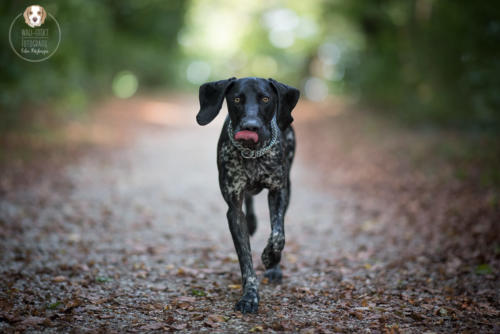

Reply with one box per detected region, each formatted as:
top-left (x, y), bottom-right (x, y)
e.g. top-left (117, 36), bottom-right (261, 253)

top-left (41, 6), bottom-right (47, 24)
top-left (268, 78), bottom-right (300, 131)
top-left (196, 77), bottom-right (236, 126)
top-left (23, 7), bottom-right (30, 25)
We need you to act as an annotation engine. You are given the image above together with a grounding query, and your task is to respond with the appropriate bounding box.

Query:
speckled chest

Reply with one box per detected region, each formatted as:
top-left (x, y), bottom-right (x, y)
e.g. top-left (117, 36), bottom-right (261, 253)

top-left (217, 135), bottom-right (289, 196)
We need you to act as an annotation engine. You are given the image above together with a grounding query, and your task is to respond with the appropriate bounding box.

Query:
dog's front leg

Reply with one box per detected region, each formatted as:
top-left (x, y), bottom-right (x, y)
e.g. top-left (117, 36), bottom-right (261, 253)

top-left (261, 188), bottom-right (288, 283)
top-left (226, 196), bottom-right (259, 313)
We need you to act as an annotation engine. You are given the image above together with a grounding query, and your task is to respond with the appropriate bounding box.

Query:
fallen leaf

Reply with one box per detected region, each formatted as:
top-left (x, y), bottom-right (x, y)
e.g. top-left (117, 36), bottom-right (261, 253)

top-left (141, 322), bottom-right (165, 330)
top-left (19, 316), bottom-right (47, 327)
top-left (191, 313), bottom-right (204, 321)
top-left (97, 314), bottom-right (114, 319)
top-left (47, 301), bottom-right (62, 310)
top-left (136, 270), bottom-right (148, 279)
top-left (204, 318), bottom-right (219, 328)
top-left (207, 314), bottom-right (226, 322)
top-left (350, 311), bottom-right (363, 320)
top-left (52, 275), bottom-right (67, 283)
top-left (271, 322), bottom-right (284, 331)
top-left (64, 299), bottom-right (82, 312)
top-left (95, 276), bottom-right (112, 283)
top-left (68, 233), bottom-right (81, 242)
top-left (286, 254), bottom-right (298, 263)
top-left (176, 296), bottom-right (196, 303)
top-left (361, 220), bottom-right (377, 232)
top-left (300, 329), bottom-right (315, 334)
top-left (250, 325), bottom-right (264, 332)
top-left (475, 264), bottom-right (492, 275)
top-left (169, 323), bottom-right (187, 330)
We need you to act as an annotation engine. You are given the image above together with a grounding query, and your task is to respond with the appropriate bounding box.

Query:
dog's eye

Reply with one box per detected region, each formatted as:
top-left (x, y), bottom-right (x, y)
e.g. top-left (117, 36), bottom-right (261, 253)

top-left (234, 97), bottom-right (240, 103)
top-left (262, 97), bottom-right (269, 103)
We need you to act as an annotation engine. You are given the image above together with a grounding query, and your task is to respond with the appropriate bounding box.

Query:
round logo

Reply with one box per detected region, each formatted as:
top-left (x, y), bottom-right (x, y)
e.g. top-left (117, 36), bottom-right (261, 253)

top-left (9, 5), bottom-right (61, 62)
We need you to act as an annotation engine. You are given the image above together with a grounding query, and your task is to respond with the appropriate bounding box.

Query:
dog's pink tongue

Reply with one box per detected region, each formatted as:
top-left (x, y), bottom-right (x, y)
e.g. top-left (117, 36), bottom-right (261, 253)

top-left (234, 130), bottom-right (259, 143)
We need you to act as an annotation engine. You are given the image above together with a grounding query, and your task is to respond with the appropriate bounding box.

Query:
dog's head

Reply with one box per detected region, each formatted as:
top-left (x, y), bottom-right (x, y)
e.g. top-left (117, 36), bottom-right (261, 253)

top-left (197, 77), bottom-right (300, 147)
top-left (24, 5), bottom-right (47, 28)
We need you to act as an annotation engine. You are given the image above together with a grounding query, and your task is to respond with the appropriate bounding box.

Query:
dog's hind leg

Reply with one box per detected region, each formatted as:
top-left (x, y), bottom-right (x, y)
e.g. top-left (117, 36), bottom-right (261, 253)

top-left (244, 194), bottom-right (257, 236)
top-left (261, 185), bottom-right (289, 283)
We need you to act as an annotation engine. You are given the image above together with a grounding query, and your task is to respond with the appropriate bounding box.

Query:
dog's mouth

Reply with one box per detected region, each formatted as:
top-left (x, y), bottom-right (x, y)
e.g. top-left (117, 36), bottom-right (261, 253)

top-left (234, 130), bottom-right (259, 144)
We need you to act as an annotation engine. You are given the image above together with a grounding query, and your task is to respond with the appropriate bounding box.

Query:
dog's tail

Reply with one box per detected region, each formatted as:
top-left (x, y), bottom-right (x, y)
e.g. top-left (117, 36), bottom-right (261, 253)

top-left (246, 214), bottom-right (257, 236)
top-left (244, 194), bottom-right (257, 236)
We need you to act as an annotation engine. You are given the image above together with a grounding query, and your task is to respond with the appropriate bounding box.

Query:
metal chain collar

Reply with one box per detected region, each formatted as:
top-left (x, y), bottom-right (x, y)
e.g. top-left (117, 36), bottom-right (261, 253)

top-left (227, 117), bottom-right (279, 159)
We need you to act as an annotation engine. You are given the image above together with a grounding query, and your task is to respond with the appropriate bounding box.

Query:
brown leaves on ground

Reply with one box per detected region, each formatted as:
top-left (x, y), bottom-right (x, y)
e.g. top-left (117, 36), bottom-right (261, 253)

top-left (0, 96), bottom-right (498, 333)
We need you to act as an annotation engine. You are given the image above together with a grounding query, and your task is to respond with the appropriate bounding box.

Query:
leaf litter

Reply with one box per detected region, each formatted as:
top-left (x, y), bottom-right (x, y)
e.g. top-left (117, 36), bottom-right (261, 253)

top-left (0, 96), bottom-right (498, 333)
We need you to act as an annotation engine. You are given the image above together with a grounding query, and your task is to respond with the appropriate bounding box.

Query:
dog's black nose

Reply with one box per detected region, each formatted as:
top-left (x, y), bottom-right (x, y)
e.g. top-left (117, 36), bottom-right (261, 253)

top-left (241, 119), bottom-right (260, 132)
top-left (33, 17), bottom-right (38, 21)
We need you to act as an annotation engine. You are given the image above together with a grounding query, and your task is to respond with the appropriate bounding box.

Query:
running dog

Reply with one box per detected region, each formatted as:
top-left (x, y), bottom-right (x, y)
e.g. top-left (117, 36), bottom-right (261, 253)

top-left (196, 77), bottom-right (300, 313)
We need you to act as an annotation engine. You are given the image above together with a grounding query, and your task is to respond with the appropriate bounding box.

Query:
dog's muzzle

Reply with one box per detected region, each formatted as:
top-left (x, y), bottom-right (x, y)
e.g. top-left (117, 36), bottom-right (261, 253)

top-left (228, 118), bottom-right (278, 159)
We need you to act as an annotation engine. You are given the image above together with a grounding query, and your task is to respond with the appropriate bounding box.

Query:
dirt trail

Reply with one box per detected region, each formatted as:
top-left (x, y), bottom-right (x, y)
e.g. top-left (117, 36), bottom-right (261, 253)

top-left (0, 96), bottom-right (498, 333)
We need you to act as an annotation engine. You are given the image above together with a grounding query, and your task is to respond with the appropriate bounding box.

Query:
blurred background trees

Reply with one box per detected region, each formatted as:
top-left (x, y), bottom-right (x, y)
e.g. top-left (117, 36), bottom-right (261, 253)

top-left (1, 0), bottom-right (499, 132)
top-left (327, 0), bottom-right (500, 130)
top-left (0, 0), bottom-right (187, 131)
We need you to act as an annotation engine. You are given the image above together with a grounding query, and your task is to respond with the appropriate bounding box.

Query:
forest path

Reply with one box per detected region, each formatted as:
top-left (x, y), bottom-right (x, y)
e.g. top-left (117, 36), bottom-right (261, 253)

top-left (0, 95), bottom-right (497, 333)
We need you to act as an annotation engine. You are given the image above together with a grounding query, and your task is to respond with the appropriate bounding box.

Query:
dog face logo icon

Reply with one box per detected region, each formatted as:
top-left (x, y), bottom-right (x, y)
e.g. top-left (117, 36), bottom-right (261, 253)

top-left (9, 5), bottom-right (61, 61)
top-left (23, 5), bottom-right (47, 28)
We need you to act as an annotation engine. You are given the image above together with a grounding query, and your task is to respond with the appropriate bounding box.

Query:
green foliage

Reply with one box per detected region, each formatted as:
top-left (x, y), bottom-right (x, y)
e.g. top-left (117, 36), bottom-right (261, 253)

top-left (47, 301), bottom-right (62, 310)
top-left (0, 0), bottom-right (187, 130)
top-left (191, 288), bottom-right (206, 297)
top-left (324, 0), bottom-right (500, 130)
top-left (95, 276), bottom-right (112, 283)
top-left (179, 0), bottom-right (323, 88)
top-left (2, 1), bottom-right (499, 132)
top-left (474, 263), bottom-right (493, 275)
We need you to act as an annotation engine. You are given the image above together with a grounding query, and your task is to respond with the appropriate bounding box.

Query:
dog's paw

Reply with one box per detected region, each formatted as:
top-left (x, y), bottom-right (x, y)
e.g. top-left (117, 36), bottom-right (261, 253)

top-left (235, 291), bottom-right (259, 314)
top-left (261, 232), bottom-right (284, 269)
top-left (264, 266), bottom-right (283, 284)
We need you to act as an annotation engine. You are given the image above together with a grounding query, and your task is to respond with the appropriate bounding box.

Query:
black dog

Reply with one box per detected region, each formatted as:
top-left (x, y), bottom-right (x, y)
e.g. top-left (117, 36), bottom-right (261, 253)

top-left (196, 77), bottom-right (300, 313)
